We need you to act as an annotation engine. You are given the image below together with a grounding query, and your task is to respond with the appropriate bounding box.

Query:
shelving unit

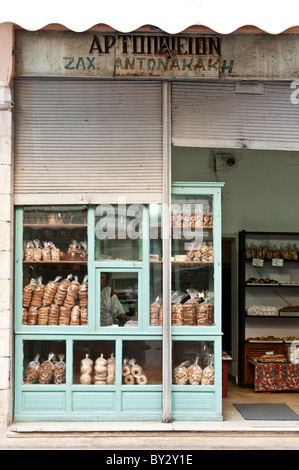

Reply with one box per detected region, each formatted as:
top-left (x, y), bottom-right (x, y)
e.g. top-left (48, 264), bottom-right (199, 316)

top-left (238, 230), bottom-right (299, 387)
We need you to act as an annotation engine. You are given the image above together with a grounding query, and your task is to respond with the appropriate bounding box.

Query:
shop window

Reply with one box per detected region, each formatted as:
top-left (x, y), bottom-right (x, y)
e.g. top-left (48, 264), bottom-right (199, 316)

top-left (172, 340), bottom-right (215, 385)
top-left (149, 204), bottom-right (163, 326)
top-left (171, 194), bottom-right (215, 327)
top-left (23, 340), bottom-right (66, 385)
top-left (73, 340), bottom-right (115, 385)
top-left (99, 271), bottom-right (139, 327)
top-left (22, 205), bottom-right (88, 327)
top-left (95, 203), bottom-right (144, 261)
top-left (122, 340), bottom-right (162, 385)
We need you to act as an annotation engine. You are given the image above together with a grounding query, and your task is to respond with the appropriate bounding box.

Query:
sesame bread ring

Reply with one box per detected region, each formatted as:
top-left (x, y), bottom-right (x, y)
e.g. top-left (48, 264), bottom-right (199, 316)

top-left (136, 374), bottom-right (147, 385)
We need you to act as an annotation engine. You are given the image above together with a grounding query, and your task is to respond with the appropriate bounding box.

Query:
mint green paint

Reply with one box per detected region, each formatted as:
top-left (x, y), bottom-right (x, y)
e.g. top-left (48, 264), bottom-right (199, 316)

top-left (14, 183), bottom-right (224, 422)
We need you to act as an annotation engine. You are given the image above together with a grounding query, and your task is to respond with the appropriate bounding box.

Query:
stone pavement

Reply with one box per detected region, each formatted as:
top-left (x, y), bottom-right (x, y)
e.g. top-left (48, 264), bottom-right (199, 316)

top-left (1, 420), bottom-right (299, 450)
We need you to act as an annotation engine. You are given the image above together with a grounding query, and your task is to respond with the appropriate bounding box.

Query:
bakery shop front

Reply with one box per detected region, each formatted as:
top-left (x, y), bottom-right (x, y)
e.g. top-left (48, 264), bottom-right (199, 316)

top-left (10, 28), bottom-right (299, 423)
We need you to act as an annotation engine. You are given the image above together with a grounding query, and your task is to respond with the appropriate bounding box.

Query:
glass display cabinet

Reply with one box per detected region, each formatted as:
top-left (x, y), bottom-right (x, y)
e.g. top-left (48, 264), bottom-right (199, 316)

top-left (170, 183), bottom-right (223, 420)
top-left (14, 183), bottom-right (224, 421)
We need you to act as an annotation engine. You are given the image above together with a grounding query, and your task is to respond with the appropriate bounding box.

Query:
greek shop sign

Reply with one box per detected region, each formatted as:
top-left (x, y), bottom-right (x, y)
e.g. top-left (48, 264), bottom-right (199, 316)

top-left (15, 30), bottom-right (234, 78)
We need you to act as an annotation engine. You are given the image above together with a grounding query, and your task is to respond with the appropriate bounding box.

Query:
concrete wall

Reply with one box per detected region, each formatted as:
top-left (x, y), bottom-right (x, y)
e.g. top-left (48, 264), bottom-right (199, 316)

top-left (0, 23), bottom-right (14, 424)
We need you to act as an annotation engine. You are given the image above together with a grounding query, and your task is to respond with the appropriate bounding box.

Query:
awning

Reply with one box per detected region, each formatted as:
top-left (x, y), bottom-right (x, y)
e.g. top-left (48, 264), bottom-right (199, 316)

top-left (2, 0), bottom-right (299, 34)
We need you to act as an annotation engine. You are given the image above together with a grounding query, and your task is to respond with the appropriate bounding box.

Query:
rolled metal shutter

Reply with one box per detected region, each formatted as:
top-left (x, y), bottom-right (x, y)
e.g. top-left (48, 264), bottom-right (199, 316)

top-left (14, 78), bottom-right (163, 204)
top-left (172, 81), bottom-right (299, 151)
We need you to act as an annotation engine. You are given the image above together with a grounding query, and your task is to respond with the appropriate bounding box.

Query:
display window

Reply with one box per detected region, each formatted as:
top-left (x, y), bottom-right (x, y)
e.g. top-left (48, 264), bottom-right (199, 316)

top-left (22, 205), bottom-right (88, 327)
top-left (149, 203), bottom-right (163, 326)
top-left (23, 340), bottom-right (66, 385)
top-left (15, 182), bottom-right (223, 421)
top-left (171, 192), bottom-right (215, 327)
top-left (98, 271), bottom-right (139, 327)
top-left (172, 340), bottom-right (215, 385)
top-left (122, 340), bottom-right (162, 385)
top-left (73, 340), bottom-right (115, 385)
top-left (95, 203), bottom-right (144, 261)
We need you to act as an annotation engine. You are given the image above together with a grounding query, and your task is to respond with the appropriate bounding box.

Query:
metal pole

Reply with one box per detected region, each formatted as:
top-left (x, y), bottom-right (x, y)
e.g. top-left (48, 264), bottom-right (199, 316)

top-left (162, 80), bottom-right (172, 423)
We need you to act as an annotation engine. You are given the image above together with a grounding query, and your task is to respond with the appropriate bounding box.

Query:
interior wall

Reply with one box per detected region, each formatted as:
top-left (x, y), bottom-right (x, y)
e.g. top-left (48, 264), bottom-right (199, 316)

top-left (172, 147), bottom-right (299, 235)
top-left (172, 146), bottom-right (299, 380)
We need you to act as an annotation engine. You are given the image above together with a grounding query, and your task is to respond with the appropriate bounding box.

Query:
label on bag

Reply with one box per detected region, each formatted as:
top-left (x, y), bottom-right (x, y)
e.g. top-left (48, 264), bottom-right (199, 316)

top-left (252, 258), bottom-right (264, 267)
top-left (272, 259), bottom-right (283, 266)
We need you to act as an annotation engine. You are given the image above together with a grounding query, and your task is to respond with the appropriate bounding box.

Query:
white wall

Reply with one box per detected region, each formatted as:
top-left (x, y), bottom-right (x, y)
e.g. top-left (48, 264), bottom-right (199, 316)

top-left (172, 146), bottom-right (299, 380)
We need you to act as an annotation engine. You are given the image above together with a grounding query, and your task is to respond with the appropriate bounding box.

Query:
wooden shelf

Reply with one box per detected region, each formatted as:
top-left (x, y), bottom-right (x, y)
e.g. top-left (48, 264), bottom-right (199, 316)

top-left (150, 260), bottom-right (213, 266)
top-left (23, 260), bottom-right (87, 264)
top-left (23, 224), bottom-right (87, 229)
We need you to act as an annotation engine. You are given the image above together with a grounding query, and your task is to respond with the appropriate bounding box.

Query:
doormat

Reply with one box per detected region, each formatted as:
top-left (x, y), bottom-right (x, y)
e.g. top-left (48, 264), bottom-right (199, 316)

top-left (233, 403), bottom-right (299, 420)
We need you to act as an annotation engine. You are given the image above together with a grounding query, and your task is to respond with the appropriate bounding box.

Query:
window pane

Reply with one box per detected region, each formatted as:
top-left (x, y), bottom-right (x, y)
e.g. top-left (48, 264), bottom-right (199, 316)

top-left (122, 340), bottom-right (162, 385)
top-left (23, 340), bottom-right (66, 384)
top-left (22, 205), bottom-right (88, 326)
top-left (171, 194), bottom-right (215, 326)
top-left (149, 203), bottom-right (163, 326)
top-left (100, 272), bottom-right (138, 327)
top-left (95, 204), bottom-right (143, 261)
top-left (73, 341), bottom-right (115, 385)
top-left (172, 341), bottom-right (215, 385)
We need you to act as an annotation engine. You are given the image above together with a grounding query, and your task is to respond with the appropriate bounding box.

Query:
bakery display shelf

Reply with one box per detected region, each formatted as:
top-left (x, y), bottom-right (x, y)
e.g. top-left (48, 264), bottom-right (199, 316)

top-left (23, 224), bottom-right (87, 229)
top-left (246, 340), bottom-right (283, 343)
top-left (245, 258), bottom-right (298, 263)
top-left (23, 260), bottom-right (87, 264)
top-left (149, 261), bottom-right (213, 266)
top-left (245, 313), bottom-right (299, 318)
top-left (245, 283), bottom-right (299, 287)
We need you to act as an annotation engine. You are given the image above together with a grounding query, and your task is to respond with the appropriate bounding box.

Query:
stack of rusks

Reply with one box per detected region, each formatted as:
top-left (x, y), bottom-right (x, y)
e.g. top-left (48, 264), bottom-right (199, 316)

top-left (22, 274), bottom-right (88, 326)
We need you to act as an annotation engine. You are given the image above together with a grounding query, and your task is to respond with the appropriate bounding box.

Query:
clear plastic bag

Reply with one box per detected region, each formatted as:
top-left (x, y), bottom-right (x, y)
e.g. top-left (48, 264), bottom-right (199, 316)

top-left (197, 291), bottom-right (214, 326)
top-left (187, 356), bottom-right (202, 385)
top-left (42, 276), bottom-right (61, 306)
top-left (48, 241), bottom-right (60, 261)
top-left (174, 360), bottom-right (190, 385)
top-left (23, 354), bottom-right (40, 384)
top-left (150, 297), bottom-right (160, 326)
top-left (24, 241), bottom-right (34, 261)
top-left (202, 354), bottom-right (215, 385)
top-left (23, 278), bottom-right (37, 308)
top-left (171, 291), bottom-right (186, 326)
top-left (80, 240), bottom-right (88, 261)
top-left (94, 354), bottom-right (108, 384)
top-left (54, 354), bottom-right (66, 384)
top-left (31, 276), bottom-right (45, 308)
top-left (33, 239), bottom-right (43, 261)
top-left (79, 275), bottom-right (88, 308)
top-left (63, 276), bottom-right (80, 309)
top-left (39, 353), bottom-right (55, 384)
top-left (106, 353), bottom-right (115, 384)
top-left (80, 354), bottom-right (93, 384)
top-left (54, 274), bottom-right (73, 305)
top-left (66, 240), bottom-right (81, 261)
top-left (41, 241), bottom-right (51, 261)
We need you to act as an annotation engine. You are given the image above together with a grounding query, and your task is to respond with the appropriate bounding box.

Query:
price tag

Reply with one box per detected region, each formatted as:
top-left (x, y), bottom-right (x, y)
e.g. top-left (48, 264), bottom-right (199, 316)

top-left (252, 258), bottom-right (264, 267)
top-left (272, 259), bottom-right (283, 267)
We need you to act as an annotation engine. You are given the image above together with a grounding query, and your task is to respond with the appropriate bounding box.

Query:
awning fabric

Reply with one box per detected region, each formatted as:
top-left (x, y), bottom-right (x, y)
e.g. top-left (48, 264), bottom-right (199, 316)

top-left (1, 0), bottom-right (299, 34)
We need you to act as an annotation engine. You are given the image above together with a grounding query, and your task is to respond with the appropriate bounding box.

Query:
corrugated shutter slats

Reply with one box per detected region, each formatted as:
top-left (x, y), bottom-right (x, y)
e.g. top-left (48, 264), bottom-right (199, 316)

top-left (14, 79), bottom-right (163, 201)
top-left (172, 81), bottom-right (299, 150)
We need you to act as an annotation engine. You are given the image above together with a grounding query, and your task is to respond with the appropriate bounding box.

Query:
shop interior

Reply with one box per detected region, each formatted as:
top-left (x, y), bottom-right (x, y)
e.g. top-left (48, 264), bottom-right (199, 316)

top-left (172, 146), bottom-right (299, 418)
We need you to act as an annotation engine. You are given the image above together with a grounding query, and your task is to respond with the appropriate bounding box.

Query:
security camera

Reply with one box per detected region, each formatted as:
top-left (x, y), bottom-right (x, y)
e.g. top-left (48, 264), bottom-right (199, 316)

top-left (226, 157), bottom-right (236, 167)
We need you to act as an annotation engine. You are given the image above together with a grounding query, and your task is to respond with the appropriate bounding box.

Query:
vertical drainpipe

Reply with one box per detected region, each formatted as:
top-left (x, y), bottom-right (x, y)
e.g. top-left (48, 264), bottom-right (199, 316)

top-left (162, 80), bottom-right (172, 423)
